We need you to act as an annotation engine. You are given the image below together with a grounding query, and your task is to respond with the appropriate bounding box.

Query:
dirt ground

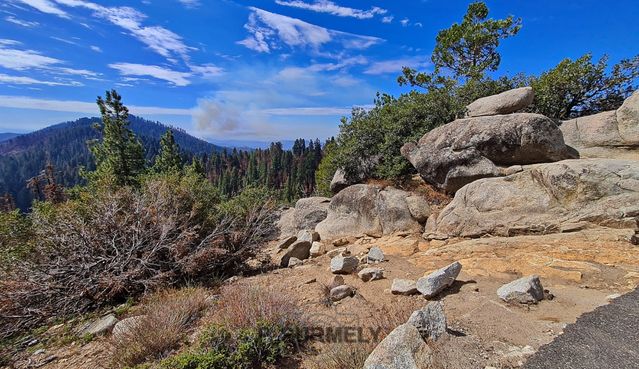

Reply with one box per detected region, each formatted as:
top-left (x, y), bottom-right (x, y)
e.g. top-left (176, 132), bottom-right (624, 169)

top-left (12, 226), bottom-right (639, 369)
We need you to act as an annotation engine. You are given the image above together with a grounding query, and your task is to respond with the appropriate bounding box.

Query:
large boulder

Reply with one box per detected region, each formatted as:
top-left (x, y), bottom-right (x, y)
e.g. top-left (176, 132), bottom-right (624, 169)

top-left (401, 113), bottom-right (576, 193)
top-left (616, 90), bottom-right (639, 143)
top-left (429, 159), bottom-right (639, 239)
top-left (391, 279), bottom-right (418, 296)
top-left (315, 184), bottom-right (423, 240)
top-left (466, 87), bottom-right (534, 117)
top-left (293, 197), bottom-right (330, 230)
top-left (406, 301), bottom-right (447, 341)
top-left (330, 255), bottom-right (359, 274)
top-left (561, 91), bottom-right (639, 160)
top-left (363, 323), bottom-right (432, 369)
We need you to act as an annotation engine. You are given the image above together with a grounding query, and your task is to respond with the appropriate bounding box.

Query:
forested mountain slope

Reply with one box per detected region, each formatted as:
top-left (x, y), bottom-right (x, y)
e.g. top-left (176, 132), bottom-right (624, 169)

top-left (0, 116), bottom-right (221, 210)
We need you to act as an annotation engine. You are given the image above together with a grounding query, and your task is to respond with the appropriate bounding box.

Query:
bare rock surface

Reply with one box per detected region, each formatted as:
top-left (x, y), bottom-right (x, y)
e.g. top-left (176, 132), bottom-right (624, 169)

top-left (430, 159), bottom-right (639, 239)
top-left (401, 113), bottom-right (576, 193)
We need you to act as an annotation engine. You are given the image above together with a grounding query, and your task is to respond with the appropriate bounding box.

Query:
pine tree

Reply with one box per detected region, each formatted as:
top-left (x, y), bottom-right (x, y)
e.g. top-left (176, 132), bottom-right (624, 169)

top-left (89, 90), bottom-right (145, 187)
top-left (153, 129), bottom-right (182, 173)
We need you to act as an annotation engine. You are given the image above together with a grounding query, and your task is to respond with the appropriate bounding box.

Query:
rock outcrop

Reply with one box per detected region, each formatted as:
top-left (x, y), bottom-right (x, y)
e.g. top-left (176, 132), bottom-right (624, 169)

top-left (315, 184), bottom-right (425, 240)
top-left (466, 87), bottom-right (534, 117)
top-left (402, 113), bottom-right (576, 193)
top-left (560, 90), bottom-right (639, 160)
top-left (428, 159), bottom-right (639, 239)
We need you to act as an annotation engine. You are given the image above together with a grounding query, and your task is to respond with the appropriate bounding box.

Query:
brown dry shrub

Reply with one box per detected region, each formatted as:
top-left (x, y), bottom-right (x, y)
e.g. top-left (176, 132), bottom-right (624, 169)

top-left (110, 287), bottom-right (210, 368)
top-left (211, 285), bottom-right (306, 332)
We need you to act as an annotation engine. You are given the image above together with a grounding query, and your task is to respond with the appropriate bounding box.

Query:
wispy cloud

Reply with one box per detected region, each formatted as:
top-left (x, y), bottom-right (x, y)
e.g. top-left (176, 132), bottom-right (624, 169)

top-left (238, 7), bottom-right (383, 54)
top-left (381, 15), bottom-right (393, 24)
top-left (4, 15), bottom-right (39, 27)
top-left (364, 57), bottom-right (430, 75)
top-left (18, 0), bottom-right (193, 62)
top-left (177, 0), bottom-right (200, 9)
top-left (15, 0), bottom-right (69, 18)
top-left (109, 63), bottom-right (192, 87)
top-left (0, 73), bottom-right (82, 86)
top-left (274, 0), bottom-right (387, 20)
top-left (90, 45), bottom-right (102, 52)
top-left (0, 95), bottom-right (193, 115)
top-left (400, 18), bottom-right (409, 27)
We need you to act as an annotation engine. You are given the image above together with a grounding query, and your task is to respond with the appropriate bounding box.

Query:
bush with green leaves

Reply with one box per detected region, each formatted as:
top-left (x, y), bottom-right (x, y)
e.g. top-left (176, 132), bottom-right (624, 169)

top-left (0, 210), bottom-right (33, 270)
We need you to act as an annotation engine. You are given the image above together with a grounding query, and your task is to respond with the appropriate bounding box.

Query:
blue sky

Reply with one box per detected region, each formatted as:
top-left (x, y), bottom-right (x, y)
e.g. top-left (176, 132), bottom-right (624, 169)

top-left (0, 0), bottom-right (637, 141)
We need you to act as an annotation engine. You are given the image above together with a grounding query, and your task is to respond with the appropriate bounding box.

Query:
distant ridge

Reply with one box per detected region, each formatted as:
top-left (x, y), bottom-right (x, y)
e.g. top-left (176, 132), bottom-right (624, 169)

top-left (0, 115), bottom-right (223, 210)
top-left (0, 133), bottom-right (20, 142)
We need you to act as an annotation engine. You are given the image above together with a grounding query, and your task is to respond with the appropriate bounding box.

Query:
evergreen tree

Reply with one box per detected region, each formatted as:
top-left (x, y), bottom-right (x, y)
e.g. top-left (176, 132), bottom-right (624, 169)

top-left (89, 90), bottom-right (145, 187)
top-left (153, 129), bottom-right (182, 173)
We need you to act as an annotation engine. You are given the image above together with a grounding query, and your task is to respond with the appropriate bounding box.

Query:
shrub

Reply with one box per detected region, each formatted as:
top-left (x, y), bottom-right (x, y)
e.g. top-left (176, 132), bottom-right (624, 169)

top-left (111, 287), bottom-right (210, 367)
top-left (0, 173), bottom-right (277, 339)
top-left (0, 210), bottom-right (33, 270)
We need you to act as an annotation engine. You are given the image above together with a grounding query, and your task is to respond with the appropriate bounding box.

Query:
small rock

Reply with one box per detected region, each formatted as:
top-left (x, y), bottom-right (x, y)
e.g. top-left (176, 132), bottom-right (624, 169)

top-left (359, 255), bottom-right (369, 264)
top-left (33, 349), bottom-right (45, 356)
top-left (328, 275), bottom-right (345, 289)
top-left (297, 229), bottom-right (320, 243)
top-left (330, 255), bottom-right (359, 274)
top-left (358, 267), bottom-right (384, 282)
top-left (330, 285), bottom-right (356, 302)
top-left (112, 315), bottom-right (145, 339)
top-left (279, 240), bottom-right (312, 267)
top-left (224, 276), bottom-right (240, 284)
top-left (326, 247), bottom-right (347, 258)
top-left (277, 236), bottom-right (297, 249)
top-left (497, 275), bottom-right (545, 304)
top-left (310, 241), bottom-right (325, 257)
top-left (391, 279), bottom-right (418, 295)
top-left (406, 301), bottom-right (447, 341)
top-left (79, 314), bottom-right (118, 336)
top-left (288, 257), bottom-right (303, 267)
top-left (304, 278), bottom-right (317, 284)
top-left (367, 246), bottom-right (385, 263)
top-left (333, 238), bottom-right (349, 246)
top-left (27, 339), bottom-right (39, 347)
top-left (416, 262), bottom-right (462, 298)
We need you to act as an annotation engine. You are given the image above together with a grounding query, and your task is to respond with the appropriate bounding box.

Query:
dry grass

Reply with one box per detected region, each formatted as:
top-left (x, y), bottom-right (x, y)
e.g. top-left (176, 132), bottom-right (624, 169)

top-left (307, 302), bottom-right (420, 369)
top-left (109, 287), bottom-right (210, 368)
top-left (211, 284), bottom-right (306, 332)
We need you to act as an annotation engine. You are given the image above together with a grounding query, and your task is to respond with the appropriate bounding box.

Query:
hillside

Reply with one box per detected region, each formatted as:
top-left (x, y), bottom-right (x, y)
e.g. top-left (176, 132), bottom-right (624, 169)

top-left (0, 116), bottom-right (222, 210)
top-left (0, 133), bottom-right (20, 142)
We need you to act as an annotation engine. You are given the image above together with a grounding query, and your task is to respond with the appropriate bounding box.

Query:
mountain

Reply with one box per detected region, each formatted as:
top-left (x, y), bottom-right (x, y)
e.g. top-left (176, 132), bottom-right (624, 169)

top-left (0, 133), bottom-right (20, 142)
top-left (0, 116), bottom-right (223, 210)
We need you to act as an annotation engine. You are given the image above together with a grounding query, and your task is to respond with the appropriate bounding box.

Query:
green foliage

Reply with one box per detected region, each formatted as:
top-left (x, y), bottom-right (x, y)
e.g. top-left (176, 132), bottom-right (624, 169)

top-left (432, 1), bottom-right (521, 79)
top-left (530, 54), bottom-right (639, 119)
top-left (400, 1), bottom-right (520, 86)
top-left (0, 210), bottom-right (33, 269)
top-left (161, 320), bottom-right (302, 369)
top-left (88, 90), bottom-right (146, 188)
top-left (314, 138), bottom-right (337, 196)
top-left (153, 129), bottom-right (183, 174)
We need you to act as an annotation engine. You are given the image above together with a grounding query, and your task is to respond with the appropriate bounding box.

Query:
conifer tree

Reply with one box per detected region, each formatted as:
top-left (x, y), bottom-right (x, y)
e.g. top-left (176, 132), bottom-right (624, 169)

top-left (90, 90), bottom-right (145, 187)
top-left (153, 129), bottom-right (182, 173)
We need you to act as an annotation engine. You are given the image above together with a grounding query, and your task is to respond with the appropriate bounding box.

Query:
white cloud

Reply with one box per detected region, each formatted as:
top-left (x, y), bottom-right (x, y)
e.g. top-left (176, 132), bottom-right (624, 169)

top-left (90, 45), bottom-right (102, 52)
top-left (238, 7), bottom-right (383, 54)
top-left (17, 0), bottom-right (194, 62)
top-left (414, 22), bottom-right (423, 28)
top-left (381, 16), bottom-right (393, 24)
top-left (16, 0), bottom-right (69, 18)
top-left (400, 18), bottom-right (409, 27)
top-left (188, 63), bottom-right (224, 78)
top-left (364, 57), bottom-right (430, 75)
top-left (5, 15), bottom-right (40, 27)
top-left (274, 0), bottom-right (387, 20)
top-left (109, 63), bottom-right (192, 86)
top-left (307, 56), bottom-right (368, 72)
top-left (0, 46), bottom-right (61, 70)
top-left (0, 73), bottom-right (82, 86)
top-left (0, 95), bottom-right (193, 115)
top-left (177, 0), bottom-right (200, 9)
